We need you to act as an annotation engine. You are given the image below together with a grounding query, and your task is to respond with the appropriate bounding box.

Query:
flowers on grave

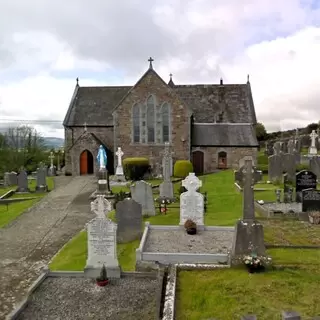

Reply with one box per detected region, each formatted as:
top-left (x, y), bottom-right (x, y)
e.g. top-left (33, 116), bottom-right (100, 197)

top-left (308, 211), bottom-right (320, 224)
top-left (242, 253), bottom-right (272, 273)
top-left (184, 219), bottom-right (197, 235)
top-left (96, 264), bottom-right (109, 286)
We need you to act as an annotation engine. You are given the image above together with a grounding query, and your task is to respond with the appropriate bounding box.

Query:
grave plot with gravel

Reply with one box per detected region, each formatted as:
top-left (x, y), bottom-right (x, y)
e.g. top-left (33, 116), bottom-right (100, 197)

top-left (16, 277), bottom-right (160, 320)
top-left (143, 229), bottom-right (234, 254)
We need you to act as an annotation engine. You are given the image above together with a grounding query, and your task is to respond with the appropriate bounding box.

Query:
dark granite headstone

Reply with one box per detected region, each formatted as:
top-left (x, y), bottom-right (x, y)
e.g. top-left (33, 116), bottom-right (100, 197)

top-left (295, 170), bottom-right (317, 202)
top-left (116, 199), bottom-right (142, 243)
top-left (302, 188), bottom-right (320, 212)
top-left (16, 170), bottom-right (30, 193)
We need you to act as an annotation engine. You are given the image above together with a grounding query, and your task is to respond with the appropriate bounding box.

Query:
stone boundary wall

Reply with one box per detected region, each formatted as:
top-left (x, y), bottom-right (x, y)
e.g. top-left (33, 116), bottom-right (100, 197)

top-left (7, 270), bottom-right (163, 320)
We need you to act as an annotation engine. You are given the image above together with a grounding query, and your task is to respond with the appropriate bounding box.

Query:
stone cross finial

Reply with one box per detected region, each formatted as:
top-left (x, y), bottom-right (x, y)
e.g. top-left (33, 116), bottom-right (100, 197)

top-left (148, 57), bottom-right (154, 69)
top-left (310, 130), bottom-right (318, 147)
top-left (169, 73), bottom-right (172, 80)
top-left (182, 173), bottom-right (202, 193)
top-left (48, 152), bottom-right (55, 169)
top-left (76, 77), bottom-right (79, 85)
top-left (90, 195), bottom-right (112, 219)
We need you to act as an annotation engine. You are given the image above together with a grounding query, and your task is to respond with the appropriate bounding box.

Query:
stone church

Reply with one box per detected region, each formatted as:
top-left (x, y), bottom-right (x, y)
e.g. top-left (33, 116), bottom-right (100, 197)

top-left (63, 58), bottom-right (258, 176)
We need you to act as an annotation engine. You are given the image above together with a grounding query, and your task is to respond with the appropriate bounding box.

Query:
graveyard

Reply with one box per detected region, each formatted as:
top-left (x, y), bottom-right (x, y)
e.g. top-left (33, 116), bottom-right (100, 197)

top-left (0, 173), bottom-right (54, 228)
top-left (4, 139), bottom-right (320, 320)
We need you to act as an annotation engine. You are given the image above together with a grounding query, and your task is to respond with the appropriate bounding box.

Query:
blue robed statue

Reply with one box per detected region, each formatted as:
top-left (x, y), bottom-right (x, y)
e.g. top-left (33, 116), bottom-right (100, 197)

top-left (96, 145), bottom-right (107, 170)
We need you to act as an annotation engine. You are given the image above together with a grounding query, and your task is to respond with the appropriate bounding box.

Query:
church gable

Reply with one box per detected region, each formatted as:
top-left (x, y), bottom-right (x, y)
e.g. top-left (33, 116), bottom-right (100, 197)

top-left (113, 62), bottom-right (191, 147)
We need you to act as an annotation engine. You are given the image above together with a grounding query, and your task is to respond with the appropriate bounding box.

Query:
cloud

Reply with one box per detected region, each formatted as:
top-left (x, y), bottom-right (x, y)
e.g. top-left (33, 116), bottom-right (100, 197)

top-left (0, 0), bottom-right (320, 136)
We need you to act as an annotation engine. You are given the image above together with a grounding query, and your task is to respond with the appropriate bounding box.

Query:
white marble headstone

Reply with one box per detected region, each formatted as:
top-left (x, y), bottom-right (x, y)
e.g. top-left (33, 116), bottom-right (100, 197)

top-left (85, 195), bottom-right (120, 279)
top-left (179, 173), bottom-right (204, 227)
top-left (115, 147), bottom-right (125, 177)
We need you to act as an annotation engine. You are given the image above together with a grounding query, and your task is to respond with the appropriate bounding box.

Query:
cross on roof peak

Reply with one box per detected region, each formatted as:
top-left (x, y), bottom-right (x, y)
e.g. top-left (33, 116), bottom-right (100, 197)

top-left (148, 57), bottom-right (154, 69)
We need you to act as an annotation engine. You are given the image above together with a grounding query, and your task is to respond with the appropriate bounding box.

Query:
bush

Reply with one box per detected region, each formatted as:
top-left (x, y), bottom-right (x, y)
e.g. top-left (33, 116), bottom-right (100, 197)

top-left (123, 157), bottom-right (150, 181)
top-left (113, 190), bottom-right (130, 209)
top-left (174, 160), bottom-right (193, 178)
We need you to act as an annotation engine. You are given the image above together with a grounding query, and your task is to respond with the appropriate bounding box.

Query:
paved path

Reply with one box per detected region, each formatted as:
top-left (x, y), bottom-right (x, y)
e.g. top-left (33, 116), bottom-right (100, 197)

top-left (0, 176), bottom-right (97, 319)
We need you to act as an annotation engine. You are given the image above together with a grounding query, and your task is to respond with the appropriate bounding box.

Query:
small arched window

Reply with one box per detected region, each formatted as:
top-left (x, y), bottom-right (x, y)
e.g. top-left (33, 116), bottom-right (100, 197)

top-left (146, 96), bottom-right (155, 143)
top-left (162, 103), bottom-right (170, 142)
top-left (132, 103), bottom-right (140, 143)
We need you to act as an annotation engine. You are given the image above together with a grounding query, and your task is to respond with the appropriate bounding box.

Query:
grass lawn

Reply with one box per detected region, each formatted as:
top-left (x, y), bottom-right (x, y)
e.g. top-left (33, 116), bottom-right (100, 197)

top-left (176, 250), bottom-right (320, 320)
top-left (0, 177), bottom-right (55, 228)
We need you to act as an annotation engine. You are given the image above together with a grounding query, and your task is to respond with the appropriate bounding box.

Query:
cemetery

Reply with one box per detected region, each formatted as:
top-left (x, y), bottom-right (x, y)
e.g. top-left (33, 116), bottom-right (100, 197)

top-left (0, 167), bottom-right (54, 228)
top-left (4, 140), bottom-right (320, 320)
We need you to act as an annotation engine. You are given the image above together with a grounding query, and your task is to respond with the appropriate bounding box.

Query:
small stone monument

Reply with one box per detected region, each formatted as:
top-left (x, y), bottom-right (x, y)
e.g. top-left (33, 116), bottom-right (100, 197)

top-left (308, 130), bottom-right (318, 156)
top-left (179, 173), bottom-right (204, 229)
top-left (231, 159), bottom-right (266, 262)
top-left (115, 147), bottom-right (125, 181)
top-left (16, 169), bottom-right (30, 193)
top-left (48, 152), bottom-right (56, 176)
top-left (159, 142), bottom-right (174, 199)
top-left (130, 181), bottom-right (156, 216)
top-left (268, 142), bottom-right (283, 183)
top-left (35, 162), bottom-right (48, 192)
top-left (84, 195), bottom-right (121, 279)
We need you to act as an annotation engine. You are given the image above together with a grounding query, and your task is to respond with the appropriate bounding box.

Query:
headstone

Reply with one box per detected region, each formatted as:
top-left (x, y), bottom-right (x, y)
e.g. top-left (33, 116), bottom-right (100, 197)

top-left (115, 147), bottom-right (125, 181)
top-left (57, 154), bottom-right (61, 171)
top-left (275, 189), bottom-right (281, 203)
top-left (159, 142), bottom-right (174, 199)
top-left (295, 170), bottom-right (317, 202)
top-left (235, 164), bottom-right (262, 187)
top-left (302, 188), bottom-right (320, 212)
top-left (280, 141), bottom-right (287, 153)
top-left (16, 170), bottom-right (30, 193)
top-left (85, 195), bottom-right (120, 279)
top-left (231, 159), bottom-right (266, 261)
top-left (35, 163), bottom-right (47, 192)
top-left (238, 156), bottom-right (256, 169)
top-left (310, 156), bottom-right (320, 178)
top-left (4, 172), bottom-right (17, 186)
top-left (179, 173), bottom-right (204, 227)
top-left (308, 130), bottom-right (318, 156)
top-left (48, 152), bottom-right (56, 176)
top-left (116, 199), bottom-right (142, 243)
top-left (130, 180), bottom-right (156, 216)
top-left (287, 140), bottom-right (295, 154)
top-left (281, 310), bottom-right (301, 320)
top-left (268, 142), bottom-right (283, 183)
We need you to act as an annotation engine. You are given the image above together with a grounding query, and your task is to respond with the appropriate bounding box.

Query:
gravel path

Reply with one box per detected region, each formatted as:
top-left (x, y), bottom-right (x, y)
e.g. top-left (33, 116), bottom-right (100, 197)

top-left (144, 229), bottom-right (234, 254)
top-left (16, 277), bottom-right (159, 320)
top-left (0, 176), bottom-right (97, 319)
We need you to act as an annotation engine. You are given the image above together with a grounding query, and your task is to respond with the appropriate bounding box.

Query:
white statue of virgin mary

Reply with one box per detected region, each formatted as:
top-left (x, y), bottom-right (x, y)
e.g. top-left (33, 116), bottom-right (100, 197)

top-left (96, 145), bottom-right (107, 170)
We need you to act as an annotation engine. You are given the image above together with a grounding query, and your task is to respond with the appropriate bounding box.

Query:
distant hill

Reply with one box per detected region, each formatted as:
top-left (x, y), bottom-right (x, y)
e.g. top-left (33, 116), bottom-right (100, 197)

top-left (43, 137), bottom-right (64, 149)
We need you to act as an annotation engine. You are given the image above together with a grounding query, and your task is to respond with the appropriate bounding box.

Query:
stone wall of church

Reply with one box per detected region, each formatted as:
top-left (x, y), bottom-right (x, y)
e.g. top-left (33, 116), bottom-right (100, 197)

top-left (64, 126), bottom-right (114, 175)
top-left (113, 70), bottom-right (192, 171)
top-left (192, 146), bottom-right (258, 173)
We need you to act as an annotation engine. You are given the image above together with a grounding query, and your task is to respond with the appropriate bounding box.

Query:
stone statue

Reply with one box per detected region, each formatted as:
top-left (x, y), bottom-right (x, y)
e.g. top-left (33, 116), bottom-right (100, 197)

top-left (96, 145), bottom-right (107, 170)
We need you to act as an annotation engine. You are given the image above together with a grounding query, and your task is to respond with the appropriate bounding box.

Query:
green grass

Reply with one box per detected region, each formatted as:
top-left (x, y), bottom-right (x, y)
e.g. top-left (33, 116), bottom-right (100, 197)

top-left (176, 249), bottom-right (320, 320)
top-left (49, 231), bottom-right (140, 271)
top-left (0, 177), bottom-right (55, 228)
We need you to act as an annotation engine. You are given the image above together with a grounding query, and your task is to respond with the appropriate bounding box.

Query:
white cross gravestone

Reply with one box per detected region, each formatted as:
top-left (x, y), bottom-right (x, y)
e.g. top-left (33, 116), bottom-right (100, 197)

top-left (48, 152), bottom-right (56, 176)
top-left (115, 147), bottom-right (125, 181)
top-left (85, 195), bottom-right (121, 279)
top-left (179, 173), bottom-right (204, 228)
top-left (309, 130), bottom-right (318, 156)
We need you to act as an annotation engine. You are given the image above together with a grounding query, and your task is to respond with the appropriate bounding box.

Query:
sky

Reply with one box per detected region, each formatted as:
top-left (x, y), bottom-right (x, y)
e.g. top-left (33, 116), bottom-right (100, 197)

top-left (0, 0), bottom-right (320, 139)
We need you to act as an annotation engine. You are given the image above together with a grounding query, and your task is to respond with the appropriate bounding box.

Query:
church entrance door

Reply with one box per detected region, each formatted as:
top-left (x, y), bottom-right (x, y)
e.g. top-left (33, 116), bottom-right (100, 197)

top-left (192, 151), bottom-right (204, 175)
top-left (218, 151), bottom-right (227, 169)
top-left (80, 150), bottom-right (94, 175)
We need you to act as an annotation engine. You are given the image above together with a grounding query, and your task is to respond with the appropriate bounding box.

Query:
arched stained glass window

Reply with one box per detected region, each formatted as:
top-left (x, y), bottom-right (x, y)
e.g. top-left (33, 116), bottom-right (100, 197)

top-left (146, 96), bottom-right (155, 143)
top-left (132, 103), bottom-right (140, 143)
top-left (162, 103), bottom-right (170, 142)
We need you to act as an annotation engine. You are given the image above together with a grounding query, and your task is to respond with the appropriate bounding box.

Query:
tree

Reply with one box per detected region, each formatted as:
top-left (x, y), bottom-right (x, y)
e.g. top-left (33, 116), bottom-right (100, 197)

top-left (255, 122), bottom-right (268, 141)
top-left (306, 123), bottom-right (318, 134)
top-left (1, 125), bottom-right (46, 173)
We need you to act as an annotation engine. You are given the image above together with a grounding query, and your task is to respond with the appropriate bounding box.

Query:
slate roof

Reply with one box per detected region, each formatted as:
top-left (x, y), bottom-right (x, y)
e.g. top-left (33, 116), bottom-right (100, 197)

top-left (63, 86), bottom-right (130, 126)
top-left (63, 69), bottom-right (257, 127)
top-left (192, 123), bottom-right (259, 147)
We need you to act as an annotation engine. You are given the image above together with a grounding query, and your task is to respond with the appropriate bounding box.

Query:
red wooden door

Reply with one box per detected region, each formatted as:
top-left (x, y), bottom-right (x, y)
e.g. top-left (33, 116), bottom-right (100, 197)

top-left (80, 151), bottom-right (88, 175)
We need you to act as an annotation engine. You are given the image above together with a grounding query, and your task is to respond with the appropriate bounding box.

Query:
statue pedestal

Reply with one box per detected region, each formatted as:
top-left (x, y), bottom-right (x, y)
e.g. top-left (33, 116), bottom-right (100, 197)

top-left (89, 169), bottom-right (112, 200)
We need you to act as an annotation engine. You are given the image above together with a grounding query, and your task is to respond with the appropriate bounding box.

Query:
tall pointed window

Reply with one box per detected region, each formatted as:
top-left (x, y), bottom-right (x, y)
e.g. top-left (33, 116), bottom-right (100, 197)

top-left (147, 96), bottom-right (155, 143)
top-left (132, 103), bottom-right (140, 143)
top-left (162, 103), bottom-right (170, 142)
